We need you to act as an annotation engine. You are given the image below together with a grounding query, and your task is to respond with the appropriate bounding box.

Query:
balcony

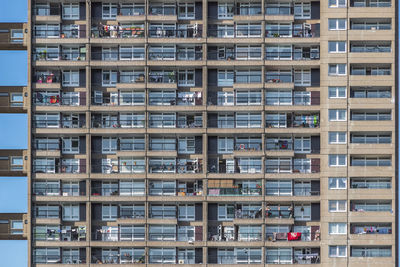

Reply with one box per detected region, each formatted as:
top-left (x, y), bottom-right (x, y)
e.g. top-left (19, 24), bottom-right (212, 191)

top-left (265, 159), bottom-right (320, 174)
top-left (91, 51), bottom-right (145, 61)
top-left (207, 159), bottom-right (263, 174)
top-left (266, 187), bottom-right (320, 197)
top-left (149, 159), bottom-right (202, 174)
top-left (265, 114), bottom-right (320, 129)
top-left (208, 118), bottom-right (262, 129)
top-left (33, 187), bottom-right (85, 197)
top-left (265, 51), bottom-right (320, 61)
top-left (149, 94), bottom-right (203, 106)
top-left (91, 231), bottom-right (145, 242)
top-left (208, 232), bottom-right (263, 242)
top-left (265, 24), bottom-right (320, 38)
top-left (208, 187), bottom-right (262, 196)
top-left (91, 187), bottom-right (145, 197)
top-left (33, 51), bottom-right (86, 63)
top-left (149, 119), bottom-right (203, 129)
top-left (33, 28), bottom-right (86, 39)
top-left (34, 255), bottom-right (86, 265)
top-left (33, 119), bottom-right (86, 129)
top-left (33, 73), bottom-right (61, 88)
top-left (208, 255), bottom-right (262, 264)
top-left (91, 163), bottom-right (145, 174)
top-left (148, 50), bottom-right (203, 61)
top-left (91, 119), bottom-right (145, 129)
top-left (207, 50), bottom-right (262, 61)
top-left (148, 27), bottom-right (202, 38)
top-left (33, 92), bottom-right (85, 107)
top-left (90, 25), bottom-right (144, 39)
top-left (266, 227), bottom-right (320, 242)
top-left (33, 163), bottom-right (84, 174)
top-left (33, 226), bottom-right (87, 242)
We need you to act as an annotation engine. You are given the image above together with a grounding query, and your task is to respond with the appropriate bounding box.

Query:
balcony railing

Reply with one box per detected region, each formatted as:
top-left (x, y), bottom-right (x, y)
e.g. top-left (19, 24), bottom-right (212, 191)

top-left (148, 119), bottom-right (203, 128)
top-left (34, 141), bottom-right (60, 151)
top-left (33, 232), bottom-right (86, 241)
top-left (207, 51), bottom-right (262, 60)
top-left (34, 256), bottom-right (86, 264)
top-left (207, 164), bottom-right (263, 174)
top-left (265, 51), bottom-right (320, 60)
top-left (235, 142), bottom-right (263, 151)
top-left (266, 209), bottom-right (292, 219)
top-left (91, 51), bottom-right (145, 61)
top-left (265, 96), bottom-right (316, 106)
top-left (265, 163), bottom-right (319, 173)
top-left (91, 232), bottom-right (145, 242)
top-left (266, 140), bottom-right (293, 151)
top-left (208, 96), bottom-right (262, 106)
top-left (33, 74), bottom-right (60, 84)
top-left (265, 74), bottom-right (293, 83)
top-left (33, 164), bottom-right (82, 174)
top-left (91, 187), bottom-right (145, 196)
top-left (33, 52), bottom-right (86, 61)
top-left (148, 28), bottom-right (202, 38)
top-left (149, 96), bottom-right (202, 106)
top-left (207, 29), bottom-right (263, 38)
top-left (266, 231), bottom-right (312, 242)
top-left (149, 163), bottom-right (203, 174)
top-left (208, 255), bottom-right (262, 264)
top-left (33, 29), bottom-right (86, 38)
top-left (33, 95), bottom-right (81, 106)
top-left (91, 164), bottom-right (146, 174)
top-left (33, 187), bottom-right (84, 196)
top-left (91, 96), bottom-right (145, 106)
top-left (91, 28), bottom-right (144, 38)
top-left (148, 74), bottom-right (176, 84)
top-left (265, 27), bottom-right (320, 38)
top-left (148, 51), bottom-right (203, 60)
top-left (265, 118), bottom-right (320, 128)
top-left (207, 119), bottom-right (262, 128)
top-left (33, 119), bottom-right (86, 128)
top-left (208, 187), bottom-right (262, 196)
top-left (266, 187), bottom-right (320, 196)
top-left (91, 119), bottom-right (145, 128)
top-left (92, 255), bottom-right (145, 265)
top-left (208, 233), bottom-right (263, 242)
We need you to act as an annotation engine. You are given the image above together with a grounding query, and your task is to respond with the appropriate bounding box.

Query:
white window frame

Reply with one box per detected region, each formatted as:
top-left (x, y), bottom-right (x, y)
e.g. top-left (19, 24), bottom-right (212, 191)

top-left (62, 3), bottom-right (80, 20)
top-left (329, 132), bottom-right (347, 144)
top-left (62, 204), bottom-right (80, 221)
top-left (329, 223), bottom-right (347, 235)
top-left (329, 109), bottom-right (347, 121)
top-left (62, 70), bottom-right (79, 87)
top-left (10, 156), bottom-right (23, 171)
top-left (10, 93), bottom-right (24, 107)
top-left (329, 41), bottom-right (346, 53)
top-left (102, 70), bottom-right (117, 87)
top-left (329, 0), bottom-right (347, 8)
top-left (328, 18), bottom-right (347, 30)
top-left (178, 137), bottom-right (195, 154)
top-left (329, 64), bottom-right (347, 76)
top-left (329, 154), bottom-right (347, 167)
top-left (329, 200), bottom-right (347, 212)
top-left (62, 137), bottom-right (79, 154)
top-left (329, 86), bottom-right (347, 98)
top-left (329, 177), bottom-right (347, 189)
top-left (102, 3), bottom-right (118, 19)
top-left (329, 246), bottom-right (347, 257)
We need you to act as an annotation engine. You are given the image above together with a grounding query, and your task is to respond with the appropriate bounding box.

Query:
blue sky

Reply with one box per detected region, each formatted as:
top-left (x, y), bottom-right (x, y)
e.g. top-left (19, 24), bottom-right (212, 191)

top-left (0, 1), bottom-right (28, 266)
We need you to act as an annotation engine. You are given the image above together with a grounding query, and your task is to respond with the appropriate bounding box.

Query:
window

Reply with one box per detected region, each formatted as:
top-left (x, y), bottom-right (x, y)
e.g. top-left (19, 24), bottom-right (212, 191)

top-left (10, 29), bottom-right (23, 43)
top-left (178, 204), bottom-right (195, 221)
top-left (329, 0), bottom-right (347, 7)
top-left (120, 225), bottom-right (145, 241)
top-left (329, 200), bottom-right (347, 212)
top-left (329, 246), bottom-right (347, 257)
top-left (329, 86), bottom-right (346, 98)
top-left (218, 204), bottom-right (235, 221)
top-left (178, 3), bottom-right (195, 19)
top-left (11, 220), bottom-right (23, 235)
top-left (218, 137), bottom-right (234, 153)
top-left (178, 226), bottom-right (195, 241)
top-left (329, 132), bottom-right (347, 144)
top-left (329, 109), bottom-right (347, 121)
top-left (102, 70), bottom-right (117, 86)
top-left (10, 93), bottom-right (23, 107)
top-left (266, 248), bottom-right (292, 264)
top-left (62, 137), bottom-right (79, 154)
top-left (102, 204), bottom-right (118, 221)
top-left (351, 246), bottom-right (392, 257)
top-left (350, 156), bottom-right (391, 167)
top-left (177, 69), bottom-right (195, 86)
top-left (294, 204), bottom-right (311, 221)
top-left (294, 2), bottom-right (311, 19)
top-left (34, 248), bottom-right (60, 264)
top-left (102, 137), bottom-right (117, 153)
top-left (149, 225), bottom-right (176, 241)
top-left (10, 156), bottom-right (23, 171)
top-left (217, 70), bottom-right (234, 86)
top-left (329, 177), bottom-right (347, 189)
top-left (351, 87), bottom-right (391, 98)
top-left (350, 177), bottom-right (391, 189)
top-left (178, 137), bottom-right (195, 154)
top-left (62, 3), bottom-right (79, 19)
top-left (149, 248), bottom-right (176, 264)
top-left (102, 3), bottom-right (117, 19)
top-left (329, 154), bottom-right (347, 166)
top-left (62, 204), bottom-right (79, 221)
top-left (329, 19), bottom-right (347, 30)
top-left (351, 133), bottom-right (391, 144)
top-left (62, 70), bottom-right (79, 87)
top-left (329, 64), bottom-right (347, 76)
top-left (329, 223), bottom-right (347, 235)
top-left (351, 111), bottom-right (391, 121)
top-left (218, 2), bottom-right (234, 19)
top-left (294, 137), bottom-right (311, 153)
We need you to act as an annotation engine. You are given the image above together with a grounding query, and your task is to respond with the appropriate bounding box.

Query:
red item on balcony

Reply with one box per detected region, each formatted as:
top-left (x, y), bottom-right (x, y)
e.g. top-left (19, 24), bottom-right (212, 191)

top-left (287, 232), bottom-right (301, 241)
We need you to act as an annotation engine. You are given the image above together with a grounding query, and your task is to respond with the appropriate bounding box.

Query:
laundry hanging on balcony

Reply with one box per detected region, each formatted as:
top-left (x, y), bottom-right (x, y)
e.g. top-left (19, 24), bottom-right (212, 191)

top-left (287, 232), bottom-right (301, 241)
